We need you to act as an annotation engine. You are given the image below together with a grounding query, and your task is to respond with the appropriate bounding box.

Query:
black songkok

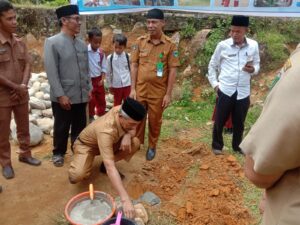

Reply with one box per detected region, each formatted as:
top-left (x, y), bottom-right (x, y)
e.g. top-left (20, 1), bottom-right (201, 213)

top-left (231, 15), bottom-right (249, 27)
top-left (122, 97), bottom-right (146, 121)
top-left (56, 5), bottom-right (79, 20)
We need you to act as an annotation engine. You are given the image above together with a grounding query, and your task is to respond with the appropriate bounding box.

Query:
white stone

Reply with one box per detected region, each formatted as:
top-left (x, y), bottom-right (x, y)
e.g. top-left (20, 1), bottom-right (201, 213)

top-left (32, 81), bottom-right (41, 92)
top-left (30, 73), bottom-right (39, 82)
top-left (50, 129), bottom-right (54, 137)
top-left (36, 118), bottom-right (53, 134)
top-left (30, 97), bottom-right (46, 110)
top-left (106, 101), bottom-right (113, 109)
top-left (43, 93), bottom-right (50, 100)
top-left (31, 109), bottom-right (42, 117)
top-left (29, 114), bottom-right (37, 125)
top-left (10, 120), bottom-right (44, 147)
top-left (28, 88), bottom-right (36, 97)
top-left (34, 91), bottom-right (44, 100)
top-left (42, 108), bottom-right (53, 118)
top-left (40, 83), bottom-right (50, 94)
top-left (106, 94), bottom-right (114, 103)
top-left (44, 100), bottom-right (52, 109)
top-left (38, 72), bottom-right (47, 79)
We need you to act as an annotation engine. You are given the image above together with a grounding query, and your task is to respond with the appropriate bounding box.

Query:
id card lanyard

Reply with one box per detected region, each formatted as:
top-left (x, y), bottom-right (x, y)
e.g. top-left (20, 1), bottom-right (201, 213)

top-left (156, 53), bottom-right (164, 77)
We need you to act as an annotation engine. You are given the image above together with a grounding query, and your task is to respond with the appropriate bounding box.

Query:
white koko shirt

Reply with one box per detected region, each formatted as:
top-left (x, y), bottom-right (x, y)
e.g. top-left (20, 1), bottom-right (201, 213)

top-left (207, 37), bottom-right (260, 100)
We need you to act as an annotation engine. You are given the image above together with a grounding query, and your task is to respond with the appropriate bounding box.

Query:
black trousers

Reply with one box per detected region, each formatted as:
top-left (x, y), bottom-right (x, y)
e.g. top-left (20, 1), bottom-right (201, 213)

top-left (52, 102), bottom-right (87, 156)
top-left (212, 90), bottom-right (250, 152)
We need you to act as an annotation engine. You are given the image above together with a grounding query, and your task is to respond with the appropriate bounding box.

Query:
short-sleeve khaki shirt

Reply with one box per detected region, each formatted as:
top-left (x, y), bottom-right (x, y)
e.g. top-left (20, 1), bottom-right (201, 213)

top-left (0, 33), bottom-right (30, 107)
top-left (131, 33), bottom-right (180, 98)
top-left (241, 44), bottom-right (300, 225)
top-left (78, 106), bottom-right (125, 160)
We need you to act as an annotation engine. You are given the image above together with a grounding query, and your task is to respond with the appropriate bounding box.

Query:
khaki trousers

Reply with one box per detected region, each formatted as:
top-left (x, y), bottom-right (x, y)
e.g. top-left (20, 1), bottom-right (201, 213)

top-left (69, 137), bottom-right (140, 183)
top-left (0, 103), bottom-right (31, 167)
top-left (136, 96), bottom-right (164, 149)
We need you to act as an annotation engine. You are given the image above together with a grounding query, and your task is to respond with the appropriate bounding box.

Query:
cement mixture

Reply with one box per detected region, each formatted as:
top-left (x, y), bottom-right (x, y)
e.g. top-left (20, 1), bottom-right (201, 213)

top-left (69, 199), bottom-right (112, 225)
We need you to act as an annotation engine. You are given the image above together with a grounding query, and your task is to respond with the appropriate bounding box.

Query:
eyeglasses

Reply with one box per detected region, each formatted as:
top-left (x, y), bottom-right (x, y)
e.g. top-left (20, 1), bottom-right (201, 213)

top-left (65, 16), bottom-right (81, 23)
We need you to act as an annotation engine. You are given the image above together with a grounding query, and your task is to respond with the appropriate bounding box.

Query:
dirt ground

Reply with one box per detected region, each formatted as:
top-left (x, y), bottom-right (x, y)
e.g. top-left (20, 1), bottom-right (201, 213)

top-left (1, 127), bottom-right (253, 225)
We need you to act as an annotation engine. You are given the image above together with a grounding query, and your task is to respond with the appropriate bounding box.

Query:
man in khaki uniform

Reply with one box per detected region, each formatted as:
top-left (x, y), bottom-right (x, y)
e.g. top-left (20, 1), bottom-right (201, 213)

top-left (69, 97), bottom-right (146, 219)
top-left (130, 8), bottom-right (180, 161)
top-left (0, 0), bottom-right (41, 179)
top-left (242, 44), bottom-right (300, 224)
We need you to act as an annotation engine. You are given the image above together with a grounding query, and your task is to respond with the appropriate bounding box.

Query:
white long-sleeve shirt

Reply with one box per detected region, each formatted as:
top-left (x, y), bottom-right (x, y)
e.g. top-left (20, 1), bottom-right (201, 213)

top-left (88, 44), bottom-right (107, 78)
top-left (207, 37), bottom-right (260, 100)
top-left (106, 52), bottom-right (131, 88)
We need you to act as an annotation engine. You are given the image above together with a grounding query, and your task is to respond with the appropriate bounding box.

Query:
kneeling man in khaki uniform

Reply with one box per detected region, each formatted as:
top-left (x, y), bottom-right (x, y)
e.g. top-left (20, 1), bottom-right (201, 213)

top-left (69, 97), bottom-right (146, 219)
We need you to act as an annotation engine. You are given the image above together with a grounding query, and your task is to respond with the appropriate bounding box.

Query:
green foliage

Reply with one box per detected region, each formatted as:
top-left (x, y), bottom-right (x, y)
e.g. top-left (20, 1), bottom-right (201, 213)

top-left (180, 21), bottom-right (197, 39)
top-left (175, 79), bottom-right (193, 107)
top-left (12, 0), bottom-right (69, 6)
top-left (196, 17), bottom-right (231, 75)
top-left (257, 30), bottom-right (288, 70)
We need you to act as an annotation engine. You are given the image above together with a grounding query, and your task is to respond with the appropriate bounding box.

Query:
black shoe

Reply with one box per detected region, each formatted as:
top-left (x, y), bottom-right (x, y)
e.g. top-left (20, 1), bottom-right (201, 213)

top-left (19, 156), bottom-right (41, 166)
top-left (2, 166), bottom-right (14, 179)
top-left (99, 162), bottom-right (125, 179)
top-left (146, 148), bottom-right (156, 161)
top-left (52, 155), bottom-right (64, 167)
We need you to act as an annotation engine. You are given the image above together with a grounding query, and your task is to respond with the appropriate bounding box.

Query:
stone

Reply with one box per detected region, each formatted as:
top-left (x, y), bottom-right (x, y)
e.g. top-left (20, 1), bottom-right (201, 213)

top-left (134, 218), bottom-right (145, 225)
top-left (29, 114), bottom-right (37, 125)
top-left (210, 189), bottom-right (220, 197)
top-left (30, 97), bottom-right (46, 110)
top-left (134, 203), bottom-right (148, 223)
top-left (50, 129), bottom-right (54, 137)
top-left (36, 118), bottom-right (53, 134)
top-left (42, 108), bottom-right (53, 118)
top-left (10, 120), bottom-right (44, 147)
top-left (43, 93), bottom-right (50, 100)
top-left (200, 165), bottom-right (210, 170)
top-left (38, 72), bottom-right (47, 79)
top-left (34, 91), bottom-right (44, 100)
top-left (32, 81), bottom-right (41, 92)
top-left (30, 73), bottom-right (39, 82)
top-left (28, 88), bottom-right (36, 97)
top-left (139, 192), bottom-right (161, 206)
top-left (227, 155), bottom-right (237, 163)
top-left (105, 94), bottom-right (113, 105)
top-left (44, 100), bottom-right (52, 109)
top-left (31, 109), bottom-right (42, 117)
top-left (40, 83), bottom-right (50, 94)
top-left (183, 65), bottom-right (192, 77)
top-left (171, 31), bottom-right (180, 46)
top-left (190, 29), bottom-right (211, 56)
top-left (106, 101), bottom-right (113, 110)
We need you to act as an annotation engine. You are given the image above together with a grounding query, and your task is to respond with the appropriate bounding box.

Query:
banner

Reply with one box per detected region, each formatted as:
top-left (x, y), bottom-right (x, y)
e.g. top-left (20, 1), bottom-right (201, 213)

top-left (76, 0), bottom-right (300, 17)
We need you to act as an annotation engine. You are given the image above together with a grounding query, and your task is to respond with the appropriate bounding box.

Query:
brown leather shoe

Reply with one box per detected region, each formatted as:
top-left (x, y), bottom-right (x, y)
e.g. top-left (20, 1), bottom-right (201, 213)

top-left (2, 166), bottom-right (14, 179)
top-left (19, 156), bottom-right (41, 166)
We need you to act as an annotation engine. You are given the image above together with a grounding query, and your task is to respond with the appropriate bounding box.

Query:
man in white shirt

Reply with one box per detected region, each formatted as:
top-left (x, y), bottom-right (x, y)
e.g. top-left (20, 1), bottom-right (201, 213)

top-left (207, 15), bottom-right (260, 155)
